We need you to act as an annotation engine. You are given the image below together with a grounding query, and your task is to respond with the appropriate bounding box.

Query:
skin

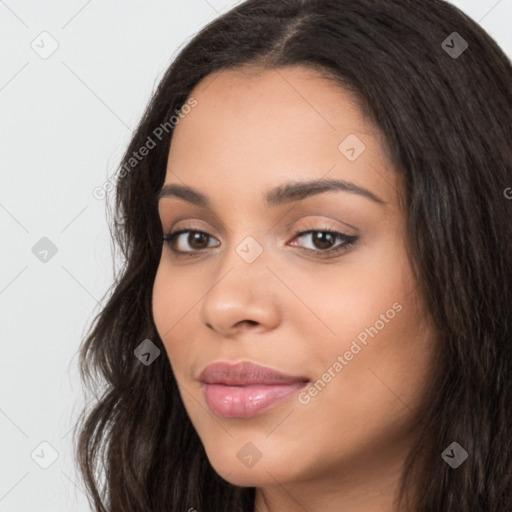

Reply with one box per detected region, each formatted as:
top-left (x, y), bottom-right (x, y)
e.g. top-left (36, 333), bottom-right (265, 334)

top-left (152, 65), bottom-right (438, 512)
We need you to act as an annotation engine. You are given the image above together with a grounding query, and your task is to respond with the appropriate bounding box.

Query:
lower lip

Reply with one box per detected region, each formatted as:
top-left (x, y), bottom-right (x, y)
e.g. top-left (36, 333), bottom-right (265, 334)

top-left (203, 382), bottom-right (308, 418)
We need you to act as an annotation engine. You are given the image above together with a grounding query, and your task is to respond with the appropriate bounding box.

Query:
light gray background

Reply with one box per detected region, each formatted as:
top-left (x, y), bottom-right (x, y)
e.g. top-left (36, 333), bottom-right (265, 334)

top-left (1, 1), bottom-right (510, 510)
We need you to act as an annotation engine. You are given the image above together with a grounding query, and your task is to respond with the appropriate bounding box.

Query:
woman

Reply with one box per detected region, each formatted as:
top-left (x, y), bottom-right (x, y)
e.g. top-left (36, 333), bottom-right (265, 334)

top-left (74, 0), bottom-right (512, 511)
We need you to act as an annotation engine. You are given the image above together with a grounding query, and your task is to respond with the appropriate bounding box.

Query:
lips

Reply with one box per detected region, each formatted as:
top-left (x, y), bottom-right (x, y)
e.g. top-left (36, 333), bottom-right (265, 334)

top-left (198, 361), bottom-right (309, 418)
top-left (199, 361), bottom-right (309, 386)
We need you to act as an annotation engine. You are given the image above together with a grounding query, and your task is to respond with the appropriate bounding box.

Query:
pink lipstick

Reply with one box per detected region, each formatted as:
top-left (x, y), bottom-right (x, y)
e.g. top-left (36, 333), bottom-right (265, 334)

top-left (199, 361), bottom-right (309, 418)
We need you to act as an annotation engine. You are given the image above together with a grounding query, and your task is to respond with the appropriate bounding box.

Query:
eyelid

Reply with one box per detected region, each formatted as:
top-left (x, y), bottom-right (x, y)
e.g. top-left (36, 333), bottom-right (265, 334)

top-left (164, 214), bottom-right (356, 236)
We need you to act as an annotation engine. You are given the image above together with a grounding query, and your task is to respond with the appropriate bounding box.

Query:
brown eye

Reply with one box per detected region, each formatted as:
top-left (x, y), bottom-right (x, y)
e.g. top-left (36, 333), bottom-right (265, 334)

top-left (289, 228), bottom-right (358, 257)
top-left (310, 231), bottom-right (337, 250)
top-left (186, 231), bottom-right (210, 250)
top-left (163, 229), bottom-right (219, 253)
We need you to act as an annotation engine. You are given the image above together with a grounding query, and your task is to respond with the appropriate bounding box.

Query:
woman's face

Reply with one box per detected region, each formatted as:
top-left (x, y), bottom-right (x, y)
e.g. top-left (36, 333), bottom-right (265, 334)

top-left (152, 65), bottom-right (436, 496)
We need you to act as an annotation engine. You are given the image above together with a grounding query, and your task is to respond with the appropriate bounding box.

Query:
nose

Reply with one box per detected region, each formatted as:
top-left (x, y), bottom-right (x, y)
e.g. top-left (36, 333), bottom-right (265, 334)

top-left (199, 241), bottom-right (281, 337)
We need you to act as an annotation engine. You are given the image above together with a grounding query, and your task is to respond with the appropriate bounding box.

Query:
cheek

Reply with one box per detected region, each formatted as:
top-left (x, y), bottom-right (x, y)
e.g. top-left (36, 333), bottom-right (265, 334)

top-left (152, 261), bottom-right (195, 370)
top-left (152, 264), bottom-right (173, 338)
top-left (292, 234), bottom-right (413, 349)
top-left (313, 303), bottom-right (434, 460)
top-left (152, 254), bottom-right (204, 326)
top-left (298, 237), bottom-right (433, 418)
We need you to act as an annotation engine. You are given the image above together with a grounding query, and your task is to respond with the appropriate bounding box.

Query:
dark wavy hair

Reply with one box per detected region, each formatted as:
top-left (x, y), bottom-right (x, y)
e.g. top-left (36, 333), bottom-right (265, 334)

top-left (73, 0), bottom-right (512, 510)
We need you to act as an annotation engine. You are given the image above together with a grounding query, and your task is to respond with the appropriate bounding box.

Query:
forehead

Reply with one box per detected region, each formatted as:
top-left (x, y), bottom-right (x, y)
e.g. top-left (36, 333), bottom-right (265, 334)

top-left (165, 65), bottom-right (398, 208)
top-left (173, 64), bottom-right (370, 147)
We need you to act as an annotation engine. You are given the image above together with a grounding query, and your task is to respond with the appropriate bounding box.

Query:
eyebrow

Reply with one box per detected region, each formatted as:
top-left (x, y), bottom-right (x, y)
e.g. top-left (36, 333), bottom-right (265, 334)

top-left (156, 178), bottom-right (386, 208)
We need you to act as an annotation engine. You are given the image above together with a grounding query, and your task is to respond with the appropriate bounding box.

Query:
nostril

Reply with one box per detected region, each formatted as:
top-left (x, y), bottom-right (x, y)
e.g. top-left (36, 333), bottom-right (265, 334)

top-left (239, 320), bottom-right (258, 328)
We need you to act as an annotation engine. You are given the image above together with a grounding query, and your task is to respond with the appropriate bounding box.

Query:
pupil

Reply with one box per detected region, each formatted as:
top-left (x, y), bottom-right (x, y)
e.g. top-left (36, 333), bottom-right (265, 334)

top-left (190, 232), bottom-right (208, 249)
top-left (313, 232), bottom-right (334, 250)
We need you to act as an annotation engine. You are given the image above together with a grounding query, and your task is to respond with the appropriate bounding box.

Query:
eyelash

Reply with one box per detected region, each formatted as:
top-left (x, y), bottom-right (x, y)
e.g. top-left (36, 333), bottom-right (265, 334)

top-left (161, 225), bottom-right (358, 258)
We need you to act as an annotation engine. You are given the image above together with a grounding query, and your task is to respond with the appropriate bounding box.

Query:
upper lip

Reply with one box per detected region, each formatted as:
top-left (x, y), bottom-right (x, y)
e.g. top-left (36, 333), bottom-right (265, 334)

top-left (199, 361), bottom-right (310, 386)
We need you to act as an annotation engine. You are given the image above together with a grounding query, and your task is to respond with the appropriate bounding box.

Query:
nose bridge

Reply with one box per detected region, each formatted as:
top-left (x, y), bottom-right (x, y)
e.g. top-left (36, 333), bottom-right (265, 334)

top-left (213, 230), bottom-right (270, 296)
top-left (199, 229), bottom-right (279, 333)
top-left (216, 212), bottom-right (271, 271)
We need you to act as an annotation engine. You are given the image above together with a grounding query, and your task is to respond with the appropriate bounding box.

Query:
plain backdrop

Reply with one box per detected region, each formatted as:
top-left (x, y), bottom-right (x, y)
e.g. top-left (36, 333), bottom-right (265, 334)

top-left (0, 1), bottom-right (510, 510)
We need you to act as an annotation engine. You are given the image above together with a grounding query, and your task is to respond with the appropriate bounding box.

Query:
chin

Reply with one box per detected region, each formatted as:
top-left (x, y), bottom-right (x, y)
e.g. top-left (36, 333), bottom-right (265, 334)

top-left (213, 462), bottom-right (281, 487)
